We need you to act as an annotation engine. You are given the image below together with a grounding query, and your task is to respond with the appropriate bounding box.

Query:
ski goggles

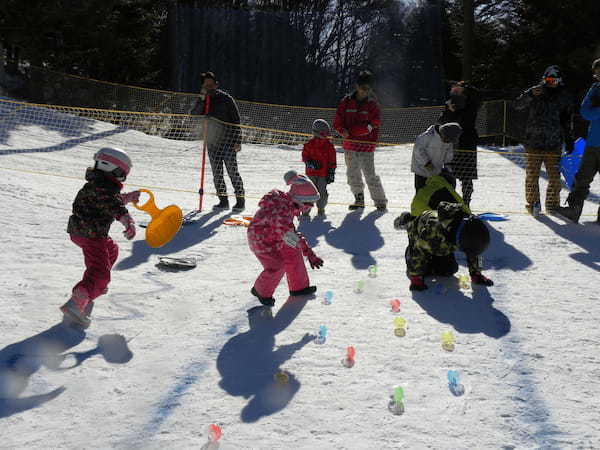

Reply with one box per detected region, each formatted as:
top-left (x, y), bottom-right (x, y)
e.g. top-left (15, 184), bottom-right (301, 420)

top-left (543, 76), bottom-right (561, 86)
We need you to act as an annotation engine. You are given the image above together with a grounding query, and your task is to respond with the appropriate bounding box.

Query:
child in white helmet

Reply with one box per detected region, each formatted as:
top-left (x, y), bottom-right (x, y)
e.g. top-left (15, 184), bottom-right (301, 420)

top-left (61, 147), bottom-right (140, 328)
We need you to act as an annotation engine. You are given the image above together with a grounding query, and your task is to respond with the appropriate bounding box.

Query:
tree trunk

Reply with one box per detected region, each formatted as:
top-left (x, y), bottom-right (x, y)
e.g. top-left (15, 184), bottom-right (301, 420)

top-left (462, 0), bottom-right (474, 81)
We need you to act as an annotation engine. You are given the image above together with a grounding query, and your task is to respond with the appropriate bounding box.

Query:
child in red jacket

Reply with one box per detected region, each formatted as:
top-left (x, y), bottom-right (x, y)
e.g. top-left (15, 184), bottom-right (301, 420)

top-left (61, 147), bottom-right (140, 329)
top-left (247, 170), bottom-right (324, 306)
top-left (301, 119), bottom-right (337, 217)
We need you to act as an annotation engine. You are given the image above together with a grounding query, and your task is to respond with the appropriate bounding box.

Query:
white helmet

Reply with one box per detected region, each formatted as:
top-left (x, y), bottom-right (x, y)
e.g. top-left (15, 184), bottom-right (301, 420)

top-left (93, 147), bottom-right (132, 181)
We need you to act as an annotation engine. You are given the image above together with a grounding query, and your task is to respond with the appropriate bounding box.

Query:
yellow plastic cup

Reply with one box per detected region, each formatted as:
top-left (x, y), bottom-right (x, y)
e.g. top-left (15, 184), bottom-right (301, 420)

top-left (133, 189), bottom-right (183, 248)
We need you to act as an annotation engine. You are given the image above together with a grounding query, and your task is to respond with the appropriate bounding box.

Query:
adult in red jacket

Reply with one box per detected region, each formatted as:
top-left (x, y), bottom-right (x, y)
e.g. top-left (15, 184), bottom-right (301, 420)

top-left (334, 71), bottom-right (387, 211)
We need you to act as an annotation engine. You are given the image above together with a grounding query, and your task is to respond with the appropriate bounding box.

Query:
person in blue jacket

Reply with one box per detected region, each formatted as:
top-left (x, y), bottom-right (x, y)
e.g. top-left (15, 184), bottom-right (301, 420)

top-left (555, 59), bottom-right (600, 223)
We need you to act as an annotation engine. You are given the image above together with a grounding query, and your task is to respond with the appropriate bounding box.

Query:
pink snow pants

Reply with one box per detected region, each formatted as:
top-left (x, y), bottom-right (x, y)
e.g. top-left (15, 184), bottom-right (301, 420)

top-left (252, 245), bottom-right (309, 298)
top-left (71, 234), bottom-right (119, 301)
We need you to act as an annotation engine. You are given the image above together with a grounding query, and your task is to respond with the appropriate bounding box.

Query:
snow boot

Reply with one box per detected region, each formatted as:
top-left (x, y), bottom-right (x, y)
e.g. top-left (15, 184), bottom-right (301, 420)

top-left (289, 285), bottom-right (317, 296)
top-left (375, 202), bottom-right (387, 212)
top-left (348, 193), bottom-right (365, 210)
top-left (554, 203), bottom-right (583, 223)
top-left (213, 195), bottom-right (230, 210)
top-left (251, 287), bottom-right (275, 307)
top-left (60, 288), bottom-right (92, 329)
top-left (232, 196), bottom-right (245, 213)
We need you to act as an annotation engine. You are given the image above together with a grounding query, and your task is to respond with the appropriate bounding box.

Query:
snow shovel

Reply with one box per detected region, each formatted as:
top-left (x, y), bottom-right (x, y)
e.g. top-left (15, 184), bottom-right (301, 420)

top-left (133, 189), bottom-right (183, 248)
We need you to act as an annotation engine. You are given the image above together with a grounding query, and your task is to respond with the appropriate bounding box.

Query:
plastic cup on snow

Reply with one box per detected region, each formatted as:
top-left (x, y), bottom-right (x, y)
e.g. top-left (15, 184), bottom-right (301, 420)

top-left (441, 331), bottom-right (455, 352)
top-left (315, 325), bottom-right (328, 344)
top-left (390, 299), bottom-right (401, 313)
top-left (207, 424), bottom-right (222, 442)
top-left (458, 273), bottom-right (470, 291)
top-left (323, 290), bottom-right (333, 305)
top-left (447, 369), bottom-right (465, 396)
top-left (274, 370), bottom-right (289, 385)
top-left (355, 280), bottom-right (364, 293)
top-left (394, 317), bottom-right (407, 337)
top-left (368, 264), bottom-right (378, 278)
top-left (341, 346), bottom-right (356, 368)
top-left (388, 386), bottom-right (405, 415)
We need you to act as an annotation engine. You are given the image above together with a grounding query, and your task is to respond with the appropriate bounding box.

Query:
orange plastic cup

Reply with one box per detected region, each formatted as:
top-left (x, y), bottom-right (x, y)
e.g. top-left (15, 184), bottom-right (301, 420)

top-left (133, 189), bottom-right (182, 248)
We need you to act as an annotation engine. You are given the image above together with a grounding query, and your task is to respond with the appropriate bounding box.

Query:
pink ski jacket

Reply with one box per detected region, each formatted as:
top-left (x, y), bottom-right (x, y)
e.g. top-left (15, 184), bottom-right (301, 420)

top-left (247, 190), bottom-right (310, 255)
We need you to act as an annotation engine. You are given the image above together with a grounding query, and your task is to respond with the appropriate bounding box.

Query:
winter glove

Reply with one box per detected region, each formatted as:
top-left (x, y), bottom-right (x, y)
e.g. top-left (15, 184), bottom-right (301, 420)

top-left (305, 159), bottom-right (321, 170)
top-left (282, 231), bottom-right (300, 248)
top-left (409, 275), bottom-right (428, 291)
top-left (470, 272), bottom-right (494, 286)
top-left (327, 168), bottom-right (335, 184)
top-left (118, 214), bottom-right (136, 240)
top-left (121, 190), bottom-right (141, 204)
top-left (307, 250), bottom-right (324, 269)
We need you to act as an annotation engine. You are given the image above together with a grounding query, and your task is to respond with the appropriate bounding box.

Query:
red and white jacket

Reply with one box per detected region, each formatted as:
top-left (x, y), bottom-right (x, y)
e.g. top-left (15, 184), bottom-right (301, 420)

top-left (301, 137), bottom-right (337, 177)
top-left (333, 92), bottom-right (381, 152)
top-left (247, 190), bottom-right (311, 256)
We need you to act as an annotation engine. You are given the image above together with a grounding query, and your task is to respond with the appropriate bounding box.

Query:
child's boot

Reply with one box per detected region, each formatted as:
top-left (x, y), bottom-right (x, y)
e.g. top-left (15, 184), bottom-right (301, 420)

top-left (61, 287), bottom-right (92, 329)
top-left (251, 287), bottom-right (275, 307)
top-left (409, 276), bottom-right (428, 291)
top-left (289, 285), bottom-right (317, 296)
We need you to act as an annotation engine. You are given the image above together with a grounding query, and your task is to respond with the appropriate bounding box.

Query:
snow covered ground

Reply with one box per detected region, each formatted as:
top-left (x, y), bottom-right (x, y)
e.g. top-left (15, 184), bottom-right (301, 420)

top-left (0, 106), bottom-right (599, 449)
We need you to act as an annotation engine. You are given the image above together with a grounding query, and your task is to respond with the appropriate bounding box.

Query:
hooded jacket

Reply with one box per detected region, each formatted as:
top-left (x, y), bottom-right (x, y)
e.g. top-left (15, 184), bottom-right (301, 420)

top-left (67, 168), bottom-right (128, 238)
top-left (514, 65), bottom-right (573, 150)
top-left (411, 125), bottom-right (455, 177)
top-left (580, 82), bottom-right (600, 147)
top-left (405, 202), bottom-right (481, 276)
top-left (247, 190), bottom-right (310, 256)
top-left (333, 92), bottom-right (381, 152)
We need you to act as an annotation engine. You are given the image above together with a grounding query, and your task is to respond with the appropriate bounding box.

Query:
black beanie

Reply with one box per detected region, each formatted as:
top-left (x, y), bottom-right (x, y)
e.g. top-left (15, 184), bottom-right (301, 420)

top-left (456, 216), bottom-right (490, 256)
top-left (357, 71), bottom-right (373, 86)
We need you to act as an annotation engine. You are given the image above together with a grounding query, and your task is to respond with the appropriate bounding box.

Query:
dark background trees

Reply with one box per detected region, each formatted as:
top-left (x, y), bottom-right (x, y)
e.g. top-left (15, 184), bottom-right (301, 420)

top-left (1, 0), bottom-right (600, 107)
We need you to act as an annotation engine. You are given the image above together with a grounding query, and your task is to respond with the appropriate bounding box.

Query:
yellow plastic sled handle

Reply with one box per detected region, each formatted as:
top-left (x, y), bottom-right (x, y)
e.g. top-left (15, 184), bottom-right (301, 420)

top-left (133, 189), bottom-right (183, 248)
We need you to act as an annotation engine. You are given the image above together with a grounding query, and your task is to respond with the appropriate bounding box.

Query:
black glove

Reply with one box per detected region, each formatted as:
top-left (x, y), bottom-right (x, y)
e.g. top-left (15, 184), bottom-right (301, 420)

top-left (306, 159), bottom-right (321, 170)
top-left (327, 168), bottom-right (335, 184)
top-left (564, 135), bottom-right (575, 154)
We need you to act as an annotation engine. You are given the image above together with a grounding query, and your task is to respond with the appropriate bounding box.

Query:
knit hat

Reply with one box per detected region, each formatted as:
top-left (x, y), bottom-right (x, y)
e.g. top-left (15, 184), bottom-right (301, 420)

top-left (439, 122), bottom-right (462, 143)
top-left (284, 170), bottom-right (320, 203)
top-left (312, 119), bottom-right (331, 137)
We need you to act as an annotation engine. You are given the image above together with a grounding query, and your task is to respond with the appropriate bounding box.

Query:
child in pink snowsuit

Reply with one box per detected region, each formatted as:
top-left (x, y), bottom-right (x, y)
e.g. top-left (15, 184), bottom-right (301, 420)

top-left (247, 170), bottom-right (324, 306)
top-left (61, 147), bottom-right (140, 328)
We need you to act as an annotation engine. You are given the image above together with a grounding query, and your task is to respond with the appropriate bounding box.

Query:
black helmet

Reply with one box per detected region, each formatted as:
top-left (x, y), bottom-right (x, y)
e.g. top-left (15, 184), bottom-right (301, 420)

top-left (456, 216), bottom-right (490, 256)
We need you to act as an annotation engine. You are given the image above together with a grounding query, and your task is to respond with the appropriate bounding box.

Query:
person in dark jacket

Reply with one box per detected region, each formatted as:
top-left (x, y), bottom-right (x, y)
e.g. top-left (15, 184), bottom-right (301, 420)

top-left (438, 81), bottom-right (481, 207)
top-left (333, 71), bottom-right (387, 211)
top-left (514, 65), bottom-right (574, 214)
top-left (394, 202), bottom-right (494, 292)
top-left (62, 147), bottom-right (140, 328)
top-left (555, 58), bottom-right (600, 223)
top-left (191, 71), bottom-right (245, 212)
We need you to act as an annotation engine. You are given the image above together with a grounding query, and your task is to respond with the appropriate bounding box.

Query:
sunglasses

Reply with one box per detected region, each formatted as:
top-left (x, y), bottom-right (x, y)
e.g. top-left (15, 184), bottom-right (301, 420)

top-left (544, 77), bottom-right (561, 86)
top-left (303, 202), bottom-right (314, 207)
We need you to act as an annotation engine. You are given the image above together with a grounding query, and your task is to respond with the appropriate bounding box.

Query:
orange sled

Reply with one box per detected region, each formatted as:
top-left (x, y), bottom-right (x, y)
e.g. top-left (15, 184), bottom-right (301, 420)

top-left (223, 215), bottom-right (253, 227)
top-left (133, 189), bottom-right (183, 248)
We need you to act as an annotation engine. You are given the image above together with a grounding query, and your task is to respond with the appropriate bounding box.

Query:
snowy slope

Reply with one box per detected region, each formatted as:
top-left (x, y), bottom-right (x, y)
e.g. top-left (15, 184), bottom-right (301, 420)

top-left (0, 109), bottom-right (599, 449)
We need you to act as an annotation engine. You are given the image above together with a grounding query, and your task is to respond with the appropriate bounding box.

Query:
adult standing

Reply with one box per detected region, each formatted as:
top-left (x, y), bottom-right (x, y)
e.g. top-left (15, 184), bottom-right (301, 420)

top-left (555, 58), bottom-right (600, 223)
top-left (438, 81), bottom-right (481, 207)
top-left (514, 65), bottom-right (574, 215)
top-left (333, 71), bottom-right (388, 211)
top-left (191, 71), bottom-right (245, 212)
